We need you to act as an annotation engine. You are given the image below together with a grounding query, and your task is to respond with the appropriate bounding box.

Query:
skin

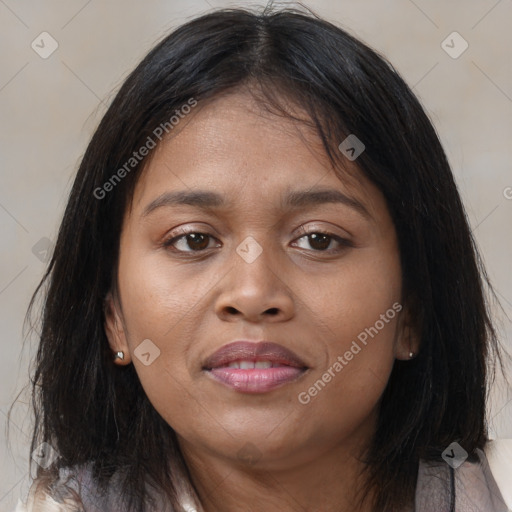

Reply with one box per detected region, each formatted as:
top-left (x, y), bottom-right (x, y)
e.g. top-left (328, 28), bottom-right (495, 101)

top-left (105, 89), bottom-right (419, 512)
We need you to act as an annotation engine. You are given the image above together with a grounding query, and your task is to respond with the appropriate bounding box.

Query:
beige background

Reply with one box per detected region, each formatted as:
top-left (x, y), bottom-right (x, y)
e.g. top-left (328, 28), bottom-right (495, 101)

top-left (1, 0), bottom-right (511, 509)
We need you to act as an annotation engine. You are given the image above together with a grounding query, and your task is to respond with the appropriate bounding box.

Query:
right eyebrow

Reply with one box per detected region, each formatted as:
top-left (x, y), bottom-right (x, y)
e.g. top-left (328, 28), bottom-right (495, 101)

top-left (142, 190), bottom-right (224, 218)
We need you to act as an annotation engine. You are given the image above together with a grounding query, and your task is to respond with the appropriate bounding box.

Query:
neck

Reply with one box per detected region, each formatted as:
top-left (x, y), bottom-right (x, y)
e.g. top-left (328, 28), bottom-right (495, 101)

top-left (178, 426), bottom-right (377, 512)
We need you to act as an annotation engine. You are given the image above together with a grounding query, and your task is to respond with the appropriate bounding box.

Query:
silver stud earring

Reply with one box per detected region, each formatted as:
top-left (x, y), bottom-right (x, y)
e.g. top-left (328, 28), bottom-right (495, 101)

top-left (114, 351), bottom-right (125, 360)
top-left (409, 351), bottom-right (414, 359)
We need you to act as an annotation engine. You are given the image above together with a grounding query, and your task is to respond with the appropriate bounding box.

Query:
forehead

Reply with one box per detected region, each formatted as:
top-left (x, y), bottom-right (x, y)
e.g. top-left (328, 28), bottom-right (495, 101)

top-left (130, 90), bottom-right (383, 220)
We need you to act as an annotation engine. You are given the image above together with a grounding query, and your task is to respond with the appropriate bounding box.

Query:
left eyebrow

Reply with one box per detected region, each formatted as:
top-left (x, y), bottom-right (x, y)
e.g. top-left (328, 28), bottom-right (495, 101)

top-left (141, 187), bottom-right (372, 220)
top-left (283, 188), bottom-right (372, 220)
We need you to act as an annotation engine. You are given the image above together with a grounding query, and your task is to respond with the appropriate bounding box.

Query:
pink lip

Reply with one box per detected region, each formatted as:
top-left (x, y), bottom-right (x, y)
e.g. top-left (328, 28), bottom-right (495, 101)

top-left (203, 341), bottom-right (308, 393)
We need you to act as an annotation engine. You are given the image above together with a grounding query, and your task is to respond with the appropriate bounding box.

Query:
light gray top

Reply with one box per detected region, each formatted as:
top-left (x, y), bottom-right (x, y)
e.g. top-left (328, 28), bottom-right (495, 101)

top-left (15, 444), bottom-right (511, 512)
top-left (415, 447), bottom-right (510, 511)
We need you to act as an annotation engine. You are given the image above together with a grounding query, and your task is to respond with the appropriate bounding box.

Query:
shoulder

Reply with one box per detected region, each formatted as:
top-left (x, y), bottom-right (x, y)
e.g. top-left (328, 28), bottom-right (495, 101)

top-left (416, 439), bottom-right (512, 512)
top-left (12, 463), bottom-right (191, 512)
top-left (13, 464), bottom-right (105, 512)
top-left (484, 439), bottom-right (512, 510)
top-left (13, 474), bottom-right (84, 512)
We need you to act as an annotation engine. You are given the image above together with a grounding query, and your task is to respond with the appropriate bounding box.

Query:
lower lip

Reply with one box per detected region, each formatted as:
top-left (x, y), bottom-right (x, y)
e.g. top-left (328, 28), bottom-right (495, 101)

top-left (206, 366), bottom-right (306, 393)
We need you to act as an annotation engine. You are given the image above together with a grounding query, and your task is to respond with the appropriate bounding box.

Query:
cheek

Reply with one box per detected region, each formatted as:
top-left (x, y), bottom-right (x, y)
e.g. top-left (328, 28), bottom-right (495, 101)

top-left (117, 242), bottom-right (210, 344)
top-left (306, 244), bottom-right (402, 345)
top-left (115, 246), bottom-right (202, 406)
top-left (298, 246), bottom-right (401, 406)
top-left (295, 312), bottom-right (398, 450)
top-left (299, 310), bottom-right (398, 413)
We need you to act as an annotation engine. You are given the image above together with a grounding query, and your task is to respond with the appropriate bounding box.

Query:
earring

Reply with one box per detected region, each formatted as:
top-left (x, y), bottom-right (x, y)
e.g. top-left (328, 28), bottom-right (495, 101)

top-left (114, 351), bottom-right (125, 361)
top-left (409, 351), bottom-right (414, 359)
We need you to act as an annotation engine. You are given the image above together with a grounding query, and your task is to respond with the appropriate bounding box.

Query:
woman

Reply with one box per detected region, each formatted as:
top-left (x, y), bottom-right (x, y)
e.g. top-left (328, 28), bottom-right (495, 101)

top-left (13, 4), bottom-right (512, 511)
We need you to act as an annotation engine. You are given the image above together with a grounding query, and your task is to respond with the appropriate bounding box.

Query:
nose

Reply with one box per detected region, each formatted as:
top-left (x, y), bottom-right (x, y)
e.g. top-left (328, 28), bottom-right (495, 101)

top-left (214, 242), bottom-right (295, 323)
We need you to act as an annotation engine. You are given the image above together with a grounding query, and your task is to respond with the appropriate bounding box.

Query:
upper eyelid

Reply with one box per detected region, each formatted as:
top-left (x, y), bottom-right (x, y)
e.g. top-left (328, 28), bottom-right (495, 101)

top-left (163, 228), bottom-right (349, 251)
top-left (166, 221), bottom-right (348, 238)
top-left (165, 226), bottom-right (344, 240)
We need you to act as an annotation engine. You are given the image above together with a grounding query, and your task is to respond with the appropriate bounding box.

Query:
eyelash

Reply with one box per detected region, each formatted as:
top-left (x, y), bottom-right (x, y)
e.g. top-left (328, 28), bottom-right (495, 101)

top-left (162, 226), bottom-right (352, 255)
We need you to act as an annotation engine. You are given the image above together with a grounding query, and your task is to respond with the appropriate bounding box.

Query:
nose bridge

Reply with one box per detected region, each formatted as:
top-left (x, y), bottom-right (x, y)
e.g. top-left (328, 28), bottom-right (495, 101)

top-left (232, 233), bottom-right (281, 293)
top-left (215, 233), bottom-right (294, 321)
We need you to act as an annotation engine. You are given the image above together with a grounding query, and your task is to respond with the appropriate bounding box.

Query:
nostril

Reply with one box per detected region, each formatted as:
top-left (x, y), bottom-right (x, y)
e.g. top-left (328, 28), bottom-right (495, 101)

top-left (265, 308), bottom-right (279, 315)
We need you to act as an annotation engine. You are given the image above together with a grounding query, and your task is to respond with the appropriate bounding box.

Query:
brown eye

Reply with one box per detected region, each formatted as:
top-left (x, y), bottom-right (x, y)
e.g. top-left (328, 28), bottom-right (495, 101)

top-left (307, 233), bottom-right (331, 251)
top-left (293, 231), bottom-right (351, 253)
top-left (164, 232), bottom-right (218, 253)
top-left (184, 233), bottom-right (210, 251)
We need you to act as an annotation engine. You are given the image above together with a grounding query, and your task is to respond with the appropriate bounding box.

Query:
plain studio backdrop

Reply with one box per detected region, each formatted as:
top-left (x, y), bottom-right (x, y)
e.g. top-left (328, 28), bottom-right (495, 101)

top-left (0, 0), bottom-right (511, 510)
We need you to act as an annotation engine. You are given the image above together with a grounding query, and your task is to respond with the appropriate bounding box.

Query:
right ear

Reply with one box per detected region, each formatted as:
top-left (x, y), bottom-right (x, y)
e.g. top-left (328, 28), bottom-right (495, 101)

top-left (104, 292), bottom-right (132, 365)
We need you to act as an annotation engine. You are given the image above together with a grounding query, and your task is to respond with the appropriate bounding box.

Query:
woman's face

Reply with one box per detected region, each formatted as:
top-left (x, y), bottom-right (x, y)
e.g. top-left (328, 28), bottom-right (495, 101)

top-left (106, 90), bottom-right (415, 469)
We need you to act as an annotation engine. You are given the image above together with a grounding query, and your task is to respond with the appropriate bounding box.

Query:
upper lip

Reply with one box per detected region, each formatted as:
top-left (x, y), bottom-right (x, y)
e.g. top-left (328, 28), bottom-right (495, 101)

top-left (203, 341), bottom-right (307, 370)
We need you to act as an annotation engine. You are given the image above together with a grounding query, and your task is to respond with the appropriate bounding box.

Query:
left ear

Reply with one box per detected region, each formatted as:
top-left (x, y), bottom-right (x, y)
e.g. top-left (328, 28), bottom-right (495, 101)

top-left (394, 299), bottom-right (421, 360)
top-left (104, 291), bottom-right (132, 365)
